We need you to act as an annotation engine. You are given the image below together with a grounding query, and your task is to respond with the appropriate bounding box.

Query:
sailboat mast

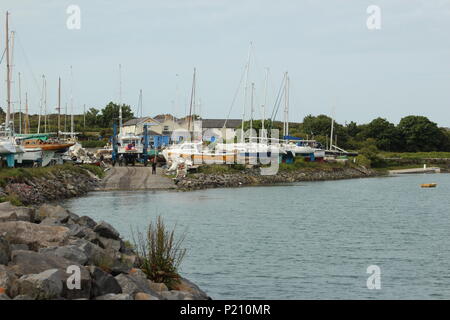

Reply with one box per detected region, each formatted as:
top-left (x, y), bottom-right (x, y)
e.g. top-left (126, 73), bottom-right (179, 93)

top-left (70, 65), bottom-right (74, 139)
top-left (138, 89), bottom-right (143, 118)
top-left (187, 68), bottom-right (196, 134)
top-left (43, 75), bottom-right (47, 133)
top-left (241, 42), bottom-right (252, 143)
top-left (119, 64), bottom-right (122, 134)
top-left (5, 11), bottom-right (11, 132)
top-left (262, 68), bottom-right (269, 140)
top-left (250, 82), bottom-right (254, 141)
top-left (57, 77), bottom-right (61, 137)
top-left (24, 92), bottom-right (29, 134)
top-left (18, 72), bottom-right (22, 134)
top-left (37, 75), bottom-right (44, 134)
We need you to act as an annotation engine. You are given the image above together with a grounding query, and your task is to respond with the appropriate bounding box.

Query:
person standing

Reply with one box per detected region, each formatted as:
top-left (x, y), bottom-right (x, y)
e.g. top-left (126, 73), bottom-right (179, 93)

top-left (152, 158), bottom-right (157, 175)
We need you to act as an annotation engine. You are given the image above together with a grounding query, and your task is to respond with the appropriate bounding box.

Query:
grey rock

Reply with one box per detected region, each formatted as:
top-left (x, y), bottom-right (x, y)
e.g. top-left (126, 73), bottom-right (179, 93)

top-left (0, 236), bottom-right (11, 265)
top-left (0, 211), bottom-right (18, 222)
top-left (0, 293), bottom-right (11, 300)
top-left (148, 282), bottom-right (169, 293)
top-left (93, 221), bottom-right (120, 240)
top-left (95, 236), bottom-right (121, 252)
top-left (8, 250), bottom-right (92, 299)
top-left (171, 277), bottom-right (210, 300)
top-left (95, 293), bottom-right (132, 300)
top-left (160, 290), bottom-right (195, 300)
top-left (134, 292), bottom-right (159, 300)
top-left (9, 244), bottom-right (29, 251)
top-left (0, 203), bottom-right (35, 222)
top-left (40, 217), bottom-right (62, 226)
top-left (0, 221), bottom-right (69, 251)
top-left (39, 245), bottom-right (88, 265)
top-left (89, 266), bottom-right (122, 297)
top-left (114, 273), bottom-right (163, 298)
top-left (37, 204), bottom-right (70, 223)
top-left (13, 294), bottom-right (34, 300)
top-left (70, 239), bottom-right (110, 265)
top-left (67, 224), bottom-right (88, 238)
top-left (0, 265), bottom-right (18, 297)
top-left (16, 269), bottom-right (63, 300)
top-left (76, 216), bottom-right (96, 229)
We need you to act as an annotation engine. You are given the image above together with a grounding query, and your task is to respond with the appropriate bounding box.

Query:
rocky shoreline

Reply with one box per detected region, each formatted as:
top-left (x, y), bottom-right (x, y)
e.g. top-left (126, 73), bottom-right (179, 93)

top-left (0, 166), bottom-right (100, 206)
top-left (176, 166), bottom-right (382, 191)
top-left (0, 202), bottom-right (209, 300)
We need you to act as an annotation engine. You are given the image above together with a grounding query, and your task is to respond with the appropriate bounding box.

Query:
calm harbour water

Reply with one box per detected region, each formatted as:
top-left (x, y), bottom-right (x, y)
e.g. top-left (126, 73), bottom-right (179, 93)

top-left (65, 174), bottom-right (450, 299)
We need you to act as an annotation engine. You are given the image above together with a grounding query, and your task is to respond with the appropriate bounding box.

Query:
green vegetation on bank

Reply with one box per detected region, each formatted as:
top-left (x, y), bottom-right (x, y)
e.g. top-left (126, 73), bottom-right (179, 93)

top-left (0, 164), bottom-right (104, 188)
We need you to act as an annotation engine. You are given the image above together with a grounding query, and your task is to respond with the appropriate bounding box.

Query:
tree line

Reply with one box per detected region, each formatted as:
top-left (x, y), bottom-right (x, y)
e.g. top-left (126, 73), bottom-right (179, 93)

top-left (246, 115), bottom-right (450, 152)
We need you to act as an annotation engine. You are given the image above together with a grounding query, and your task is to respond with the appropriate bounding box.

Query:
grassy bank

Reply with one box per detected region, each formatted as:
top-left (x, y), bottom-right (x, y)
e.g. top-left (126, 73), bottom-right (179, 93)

top-left (380, 152), bottom-right (450, 159)
top-left (0, 164), bottom-right (105, 188)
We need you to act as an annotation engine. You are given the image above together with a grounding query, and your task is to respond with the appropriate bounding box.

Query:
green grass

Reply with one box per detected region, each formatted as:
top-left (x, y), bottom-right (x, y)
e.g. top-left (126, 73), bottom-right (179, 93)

top-left (278, 159), bottom-right (346, 172)
top-left (81, 140), bottom-right (108, 148)
top-left (0, 194), bottom-right (24, 206)
top-left (0, 163), bottom-right (104, 187)
top-left (380, 152), bottom-right (450, 159)
top-left (196, 164), bottom-right (246, 174)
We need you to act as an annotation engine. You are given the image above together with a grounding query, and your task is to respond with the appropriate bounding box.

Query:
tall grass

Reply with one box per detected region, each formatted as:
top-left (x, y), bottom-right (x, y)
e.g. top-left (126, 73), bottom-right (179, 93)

top-left (0, 163), bottom-right (104, 187)
top-left (132, 216), bottom-right (186, 288)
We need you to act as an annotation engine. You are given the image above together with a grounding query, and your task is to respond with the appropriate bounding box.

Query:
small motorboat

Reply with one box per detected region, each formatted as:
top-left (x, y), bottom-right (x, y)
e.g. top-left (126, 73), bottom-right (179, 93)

top-left (421, 183), bottom-right (437, 188)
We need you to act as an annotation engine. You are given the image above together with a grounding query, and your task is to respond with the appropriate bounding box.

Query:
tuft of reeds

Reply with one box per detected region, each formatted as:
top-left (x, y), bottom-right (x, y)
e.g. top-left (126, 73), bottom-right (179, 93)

top-left (132, 216), bottom-right (186, 288)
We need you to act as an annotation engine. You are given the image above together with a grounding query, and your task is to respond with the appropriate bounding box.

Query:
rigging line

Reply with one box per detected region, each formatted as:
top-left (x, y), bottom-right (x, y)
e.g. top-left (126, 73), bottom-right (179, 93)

top-left (0, 47), bottom-right (6, 65)
top-left (15, 32), bottom-right (43, 102)
top-left (270, 74), bottom-right (286, 121)
top-left (223, 64), bottom-right (246, 129)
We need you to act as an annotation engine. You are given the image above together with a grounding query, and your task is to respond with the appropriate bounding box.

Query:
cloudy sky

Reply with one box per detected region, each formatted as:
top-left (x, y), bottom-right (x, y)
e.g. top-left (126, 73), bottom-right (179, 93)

top-left (1, 0), bottom-right (450, 126)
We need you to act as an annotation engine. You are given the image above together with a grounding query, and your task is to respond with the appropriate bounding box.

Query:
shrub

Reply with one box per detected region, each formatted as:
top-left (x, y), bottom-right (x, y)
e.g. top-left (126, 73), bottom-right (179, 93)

top-left (132, 216), bottom-right (186, 288)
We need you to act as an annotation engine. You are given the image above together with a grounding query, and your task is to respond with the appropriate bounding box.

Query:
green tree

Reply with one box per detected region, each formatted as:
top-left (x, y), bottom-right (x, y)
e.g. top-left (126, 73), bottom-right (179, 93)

top-left (99, 102), bottom-right (134, 128)
top-left (359, 117), bottom-right (401, 151)
top-left (397, 116), bottom-right (446, 152)
top-left (85, 107), bottom-right (100, 127)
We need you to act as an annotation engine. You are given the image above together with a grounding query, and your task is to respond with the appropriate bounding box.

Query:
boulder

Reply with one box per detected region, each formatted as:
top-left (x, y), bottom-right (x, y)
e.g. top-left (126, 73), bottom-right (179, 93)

top-left (114, 273), bottom-right (163, 298)
top-left (12, 207), bottom-right (35, 222)
top-left (0, 293), bottom-right (11, 300)
top-left (95, 293), bottom-right (132, 300)
top-left (148, 282), bottom-right (168, 293)
top-left (0, 265), bottom-right (18, 297)
top-left (37, 204), bottom-right (70, 223)
top-left (76, 216), bottom-right (96, 229)
top-left (16, 269), bottom-right (63, 300)
top-left (95, 236), bottom-right (122, 252)
top-left (89, 266), bottom-right (122, 297)
top-left (69, 239), bottom-right (110, 266)
top-left (67, 224), bottom-right (89, 238)
top-left (9, 244), bottom-right (29, 251)
top-left (13, 294), bottom-right (34, 300)
top-left (0, 221), bottom-right (69, 251)
top-left (93, 221), bottom-right (120, 240)
top-left (0, 201), bottom-right (34, 221)
top-left (40, 218), bottom-right (62, 226)
top-left (7, 250), bottom-right (92, 300)
top-left (39, 245), bottom-right (88, 265)
top-left (0, 236), bottom-right (11, 265)
top-left (171, 277), bottom-right (210, 300)
top-left (160, 290), bottom-right (194, 300)
top-left (0, 211), bottom-right (18, 222)
top-left (134, 292), bottom-right (159, 300)
top-left (128, 268), bottom-right (147, 280)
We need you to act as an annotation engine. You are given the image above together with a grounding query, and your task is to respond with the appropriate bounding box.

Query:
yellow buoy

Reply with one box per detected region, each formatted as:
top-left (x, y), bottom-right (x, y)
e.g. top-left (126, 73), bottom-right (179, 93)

top-left (421, 183), bottom-right (437, 188)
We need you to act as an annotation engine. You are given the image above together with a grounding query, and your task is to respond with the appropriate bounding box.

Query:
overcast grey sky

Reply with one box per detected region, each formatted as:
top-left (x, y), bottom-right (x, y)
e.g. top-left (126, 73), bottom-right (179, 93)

top-left (2, 0), bottom-right (450, 126)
